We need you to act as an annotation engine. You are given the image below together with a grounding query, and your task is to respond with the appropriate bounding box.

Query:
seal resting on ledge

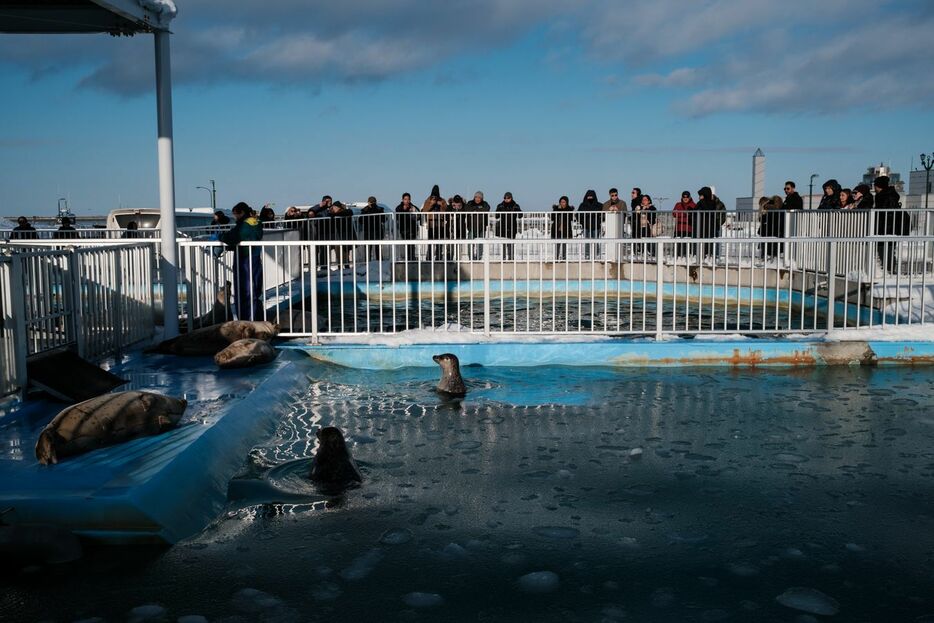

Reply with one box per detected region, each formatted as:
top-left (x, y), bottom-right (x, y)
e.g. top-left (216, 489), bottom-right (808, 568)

top-left (214, 338), bottom-right (277, 369)
top-left (146, 320), bottom-right (279, 356)
top-left (309, 427), bottom-right (362, 491)
top-left (432, 353), bottom-right (467, 397)
top-left (35, 391), bottom-right (188, 465)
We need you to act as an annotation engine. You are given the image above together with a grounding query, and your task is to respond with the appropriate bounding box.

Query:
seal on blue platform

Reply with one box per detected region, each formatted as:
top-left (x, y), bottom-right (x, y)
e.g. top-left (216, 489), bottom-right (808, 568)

top-left (309, 427), bottom-right (363, 492)
top-left (215, 338), bottom-right (277, 369)
top-left (35, 391), bottom-right (188, 465)
top-left (432, 353), bottom-right (467, 397)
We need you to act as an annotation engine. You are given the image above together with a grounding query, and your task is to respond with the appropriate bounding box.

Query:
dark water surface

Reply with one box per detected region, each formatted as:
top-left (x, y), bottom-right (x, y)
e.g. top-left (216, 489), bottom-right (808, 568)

top-left (3, 363), bottom-right (934, 622)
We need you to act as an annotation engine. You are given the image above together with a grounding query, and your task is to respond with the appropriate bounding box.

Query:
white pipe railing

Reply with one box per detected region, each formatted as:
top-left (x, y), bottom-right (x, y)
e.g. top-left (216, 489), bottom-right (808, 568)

top-left (0, 244), bottom-right (156, 398)
top-left (176, 236), bottom-right (932, 341)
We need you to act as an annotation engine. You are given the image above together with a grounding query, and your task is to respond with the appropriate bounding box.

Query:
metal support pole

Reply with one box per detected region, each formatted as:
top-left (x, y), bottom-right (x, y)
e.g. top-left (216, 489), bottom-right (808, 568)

top-left (655, 243), bottom-right (664, 340)
top-left (483, 241), bottom-right (491, 336)
top-left (155, 30), bottom-right (179, 339)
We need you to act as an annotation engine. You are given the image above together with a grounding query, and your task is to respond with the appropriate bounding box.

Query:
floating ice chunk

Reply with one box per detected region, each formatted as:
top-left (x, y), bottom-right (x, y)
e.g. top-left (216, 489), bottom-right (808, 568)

top-left (629, 447), bottom-right (643, 459)
top-left (727, 562), bottom-right (759, 577)
top-left (379, 528), bottom-right (413, 545)
top-left (776, 587), bottom-right (840, 616)
top-left (402, 592), bottom-right (444, 608)
top-left (232, 588), bottom-right (284, 613)
top-left (128, 604), bottom-right (167, 623)
top-left (517, 571), bottom-right (560, 594)
top-left (177, 617), bottom-right (208, 623)
top-left (450, 440), bottom-right (481, 450)
top-left (532, 526), bottom-right (580, 539)
top-left (340, 549), bottom-right (384, 581)
top-left (845, 543), bottom-right (865, 553)
top-left (440, 543), bottom-right (468, 560)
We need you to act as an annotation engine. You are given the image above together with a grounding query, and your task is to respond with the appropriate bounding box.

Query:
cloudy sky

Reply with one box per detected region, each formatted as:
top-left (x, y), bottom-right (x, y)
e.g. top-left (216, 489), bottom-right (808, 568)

top-left (1, 0), bottom-right (933, 215)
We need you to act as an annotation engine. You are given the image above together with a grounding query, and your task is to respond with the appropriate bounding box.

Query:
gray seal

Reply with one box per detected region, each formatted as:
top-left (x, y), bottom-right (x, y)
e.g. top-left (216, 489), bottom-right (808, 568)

top-left (147, 320), bottom-right (279, 356)
top-left (432, 353), bottom-right (467, 397)
top-left (309, 427), bottom-right (362, 491)
top-left (214, 338), bottom-right (277, 369)
top-left (35, 391), bottom-right (188, 465)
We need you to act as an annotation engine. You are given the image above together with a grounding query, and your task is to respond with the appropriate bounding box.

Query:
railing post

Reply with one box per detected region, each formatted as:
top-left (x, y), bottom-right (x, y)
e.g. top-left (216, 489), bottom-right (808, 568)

top-left (310, 242), bottom-right (319, 344)
top-left (69, 249), bottom-right (86, 359)
top-left (113, 249), bottom-right (124, 354)
top-left (655, 241), bottom-right (664, 340)
top-left (826, 240), bottom-right (836, 332)
top-left (9, 254), bottom-right (28, 398)
top-left (483, 240), bottom-right (491, 336)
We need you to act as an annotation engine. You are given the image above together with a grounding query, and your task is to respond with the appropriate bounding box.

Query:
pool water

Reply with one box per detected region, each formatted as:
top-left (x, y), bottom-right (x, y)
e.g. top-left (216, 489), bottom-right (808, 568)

top-left (3, 363), bottom-right (934, 622)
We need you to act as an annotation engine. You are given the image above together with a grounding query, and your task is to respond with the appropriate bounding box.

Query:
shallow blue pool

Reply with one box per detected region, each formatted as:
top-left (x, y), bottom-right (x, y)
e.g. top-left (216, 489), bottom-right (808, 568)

top-left (3, 361), bottom-right (934, 622)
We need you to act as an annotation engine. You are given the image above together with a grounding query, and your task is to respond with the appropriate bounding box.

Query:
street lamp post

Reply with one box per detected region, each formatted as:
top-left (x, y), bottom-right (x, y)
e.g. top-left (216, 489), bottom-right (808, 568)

top-left (196, 179), bottom-right (217, 212)
top-left (809, 174), bottom-right (819, 211)
top-left (920, 154), bottom-right (933, 211)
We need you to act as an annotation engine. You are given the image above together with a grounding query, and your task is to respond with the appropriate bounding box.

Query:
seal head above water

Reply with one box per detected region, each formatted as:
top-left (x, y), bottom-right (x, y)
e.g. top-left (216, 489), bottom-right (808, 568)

top-left (433, 353), bottom-right (466, 397)
top-left (309, 427), bottom-right (363, 491)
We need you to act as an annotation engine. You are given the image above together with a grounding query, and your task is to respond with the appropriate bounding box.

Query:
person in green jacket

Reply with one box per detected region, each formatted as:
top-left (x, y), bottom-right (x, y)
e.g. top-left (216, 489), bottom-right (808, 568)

top-left (219, 202), bottom-right (264, 320)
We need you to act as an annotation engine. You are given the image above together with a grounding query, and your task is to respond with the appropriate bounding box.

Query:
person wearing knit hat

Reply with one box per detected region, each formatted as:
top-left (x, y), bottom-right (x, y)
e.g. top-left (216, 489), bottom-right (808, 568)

top-left (495, 192), bottom-right (522, 260)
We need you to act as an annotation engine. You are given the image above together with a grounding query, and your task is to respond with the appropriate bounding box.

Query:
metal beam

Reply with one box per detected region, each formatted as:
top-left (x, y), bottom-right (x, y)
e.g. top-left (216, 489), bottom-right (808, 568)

top-left (155, 29), bottom-right (178, 338)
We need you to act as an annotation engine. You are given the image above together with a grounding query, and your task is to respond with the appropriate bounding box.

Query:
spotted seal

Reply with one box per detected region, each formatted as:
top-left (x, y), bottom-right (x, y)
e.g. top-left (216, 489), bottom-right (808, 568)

top-left (147, 320), bottom-right (279, 356)
top-left (35, 391), bottom-right (188, 465)
top-left (214, 338), bottom-right (277, 369)
top-left (309, 427), bottom-right (362, 491)
top-left (432, 353), bottom-right (467, 397)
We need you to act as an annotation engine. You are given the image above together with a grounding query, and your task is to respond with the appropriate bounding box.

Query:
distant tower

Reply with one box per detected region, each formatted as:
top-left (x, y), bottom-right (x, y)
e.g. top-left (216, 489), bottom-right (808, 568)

top-left (752, 148), bottom-right (765, 199)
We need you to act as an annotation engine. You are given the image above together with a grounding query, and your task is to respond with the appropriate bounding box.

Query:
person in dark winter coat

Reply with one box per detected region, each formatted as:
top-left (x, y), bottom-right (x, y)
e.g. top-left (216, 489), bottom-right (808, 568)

top-left (306, 195), bottom-right (332, 267)
top-left (53, 217), bottom-right (78, 240)
top-left (258, 205), bottom-right (276, 223)
top-left (551, 196), bottom-right (575, 260)
top-left (495, 192), bottom-right (522, 260)
top-left (817, 179), bottom-right (842, 210)
top-left (694, 187), bottom-right (724, 259)
top-left (782, 181), bottom-right (803, 211)
top-left (361, 196), bottom-right (386, 260)
top-left (673, 191), bottom-right (695, 257)
top-left (853, 184), bottom-right (873, 211)
top-left (873, 175), bottom-right (906, 272)
top-left (395, 192), bottom-right (419, 261)
top-left (630, 188), bottom-right (643, 211)
top-left (422, 185), bottom-right (449, 261)
top-left (464, 191), bottom-right (491, 260)
top-left (324, 201), bottom-right (354, 266)
top-left (757, 195), bottom-right (785, 261)
top-left (633, 194), bottom-right (658, 257)
top-left (578, 189), bottom-right (604, 259)
top-left (11, 216), bottom-right (38, 240)
top-left (212, 210), bottom-right (231, 226)
top-left (219, 202), bottom-right (264, 320)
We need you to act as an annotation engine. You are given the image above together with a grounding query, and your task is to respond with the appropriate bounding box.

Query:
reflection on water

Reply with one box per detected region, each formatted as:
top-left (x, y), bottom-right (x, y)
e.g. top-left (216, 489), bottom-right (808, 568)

top-left (4, 363), bottom-right (934, 622)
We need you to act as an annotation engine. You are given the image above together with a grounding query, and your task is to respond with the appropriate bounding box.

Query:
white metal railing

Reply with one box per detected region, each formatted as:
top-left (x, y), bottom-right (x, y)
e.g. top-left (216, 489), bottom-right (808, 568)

top-left (0, 244), bottom-right (155, 398)
top-left (176, 236), bottom-right (932, 342)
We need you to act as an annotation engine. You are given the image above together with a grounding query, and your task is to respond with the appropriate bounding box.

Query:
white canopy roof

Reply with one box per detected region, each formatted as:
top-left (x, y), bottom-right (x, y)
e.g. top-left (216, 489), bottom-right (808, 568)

top-left (0, 0), bottom-right (175, 34)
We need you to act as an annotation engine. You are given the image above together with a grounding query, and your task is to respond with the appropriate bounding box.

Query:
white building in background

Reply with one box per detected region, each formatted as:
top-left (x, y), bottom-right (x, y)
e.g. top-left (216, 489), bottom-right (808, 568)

top-left (734, 154), bottom-right (931, 210)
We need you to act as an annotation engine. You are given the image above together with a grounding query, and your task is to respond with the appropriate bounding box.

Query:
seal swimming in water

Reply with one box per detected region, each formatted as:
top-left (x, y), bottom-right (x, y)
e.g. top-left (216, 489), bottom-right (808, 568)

top-left (432, 353), bottom-right (467, 397)
top-left (147, 320), bottom-right (279, 356)
top-left (309, 427), bottom-right (362, 492)
top-left (35, 391), bottom-right (188, 465)
top-left (214, 338), bottom-right (277, 369)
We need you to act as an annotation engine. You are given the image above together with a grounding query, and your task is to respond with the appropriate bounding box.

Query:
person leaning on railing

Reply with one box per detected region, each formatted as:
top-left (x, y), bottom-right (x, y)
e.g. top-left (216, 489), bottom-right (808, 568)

top-left (873, 175), bottom-right (907, 273)
top-left (218, 202), bottom-right (264, 321)
top-left (694, 187), bottom-right (724, 260)
top-left (757, 195), bottom-right (784, 261)
top-left (53, 217), bottom-right (79, 240)
top-left (324, 201), bottom-right (354, 268)
top-left (395, 192), bottom-right (419, 260)
top-left (495, 191), bottom-right (522, 260)
top-left (551, 196), bottom-right (575, 260)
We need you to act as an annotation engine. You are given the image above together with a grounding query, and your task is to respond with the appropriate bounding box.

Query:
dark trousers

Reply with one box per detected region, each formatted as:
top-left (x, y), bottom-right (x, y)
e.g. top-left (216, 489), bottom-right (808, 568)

top-left (235, 249), bottom-right (263, 321)
top-left (877, 240), bottom-right (899, 273)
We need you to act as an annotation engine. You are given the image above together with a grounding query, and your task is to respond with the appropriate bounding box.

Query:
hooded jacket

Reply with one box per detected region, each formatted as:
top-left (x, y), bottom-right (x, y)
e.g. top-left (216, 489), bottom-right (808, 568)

top-left (874, 185), bottom-right (906, 235)
top-left (578, 190), bottom-right (604, 234)
top-left (817, 180), bottom-right (842, 210)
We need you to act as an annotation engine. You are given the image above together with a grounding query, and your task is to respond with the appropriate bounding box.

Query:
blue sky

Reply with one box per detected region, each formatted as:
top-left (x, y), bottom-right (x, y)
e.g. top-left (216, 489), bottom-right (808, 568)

top-left (1, 0), bottom-right (933, 216)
